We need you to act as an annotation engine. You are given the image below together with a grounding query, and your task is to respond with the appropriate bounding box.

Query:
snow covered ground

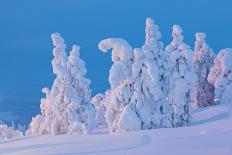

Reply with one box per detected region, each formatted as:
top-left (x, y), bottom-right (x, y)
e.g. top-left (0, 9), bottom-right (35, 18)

top-left (0, 104), bottom-right (232, 155)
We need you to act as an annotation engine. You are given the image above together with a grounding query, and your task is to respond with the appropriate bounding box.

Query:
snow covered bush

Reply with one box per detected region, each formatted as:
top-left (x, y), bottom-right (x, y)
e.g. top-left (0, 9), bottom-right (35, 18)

top-left (165, 25), bottom-right (196, 127)
top-left (91, 93), bottom-right (107, 128)
top-left (208, 48), bottom-right (232, 105)
top-left (26, 33), bottom-right (95, 136)
top-left (0, 122), bottom-right (23, 141)
top-left (192, 33), bottom-right (215, 108)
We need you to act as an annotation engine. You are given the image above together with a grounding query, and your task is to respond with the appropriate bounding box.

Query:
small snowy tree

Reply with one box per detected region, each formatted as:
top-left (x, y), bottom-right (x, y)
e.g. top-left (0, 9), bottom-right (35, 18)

top-left (192, 32), bottom-right (215, 108)
top-left (91, 93), bottom-right (107, 128)
top-left (98, 38), bottom-right (140, 132)
top-left (26, 33), bottom-right (94, 136)
top-left (0, 122), bottom-right (23, 141)
top-left (208, 48), bottom-right (232, 105)
top-left (165, 25), bottom-right (196, 127)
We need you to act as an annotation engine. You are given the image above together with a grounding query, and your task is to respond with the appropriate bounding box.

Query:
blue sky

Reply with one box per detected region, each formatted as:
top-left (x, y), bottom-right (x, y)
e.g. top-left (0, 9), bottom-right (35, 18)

top-left (0, 0), bottom-right (232, 124)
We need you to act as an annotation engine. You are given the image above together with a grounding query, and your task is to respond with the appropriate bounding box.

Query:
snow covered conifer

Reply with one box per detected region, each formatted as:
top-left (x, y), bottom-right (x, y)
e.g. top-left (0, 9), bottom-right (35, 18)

top-left (208, 48), bottom-right (232, 105)
top-left (0, 122), bottom-right (23, 141)
top-left (26, 33), bottom-right (94, 136)
top-left (99, 18), bottom-right (172, 132)
top-left (165, 25), bottom-right (196, 127)
top-left (130, 18), bottom-right (170, 129)
top-left (192, 33), bottom-right (215, 108)
top-left (98, 38), bottom-right (140, 132)
top-left (91, 93), bottom-right (107, 128)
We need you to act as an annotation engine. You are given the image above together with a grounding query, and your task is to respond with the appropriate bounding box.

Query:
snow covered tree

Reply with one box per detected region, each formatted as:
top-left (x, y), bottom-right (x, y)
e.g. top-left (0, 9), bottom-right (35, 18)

top-left (0, 122), bottom-right (23, 141)
top-left (130, 18), bottom-right (170, 129)
top-left (26, 33), bottom-right (94, 136)
top-left (98, 38), bottom-right (140, 132)
top-left (192, 32), bottom-right (215, 108)
top-left (98, 18), bottom-right (171, 132)
top-left (91, 93), bottom-right (107, 128)
top-left (208, 48), bottom-right (232, 105)
top-left (165, 25), bottom-right (196, 127)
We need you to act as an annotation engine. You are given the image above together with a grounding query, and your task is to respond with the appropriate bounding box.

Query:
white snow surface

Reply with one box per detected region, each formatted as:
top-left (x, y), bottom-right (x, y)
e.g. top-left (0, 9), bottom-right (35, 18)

top-left (1, 104), bottom-right (232, 155)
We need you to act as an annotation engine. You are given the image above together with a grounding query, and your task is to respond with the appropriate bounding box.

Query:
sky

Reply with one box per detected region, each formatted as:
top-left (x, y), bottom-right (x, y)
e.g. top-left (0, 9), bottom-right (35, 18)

top-left (0, 0), bottom-right (232, 124)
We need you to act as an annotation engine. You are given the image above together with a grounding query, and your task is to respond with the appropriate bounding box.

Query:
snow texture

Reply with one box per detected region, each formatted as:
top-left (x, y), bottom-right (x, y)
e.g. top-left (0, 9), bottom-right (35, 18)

top-left (26, 33), bottom-right (95, 136)
top-left (100, 18), bottom-right (171, 133)
top-left (91, 93), bottom-right (107, 128)
top-left (192, 32), bottom-right (215, 108)
top-left (0, 122), bottom-right (23, 141)
top-left (1, 104), bottom-right (232, 155)
top-left (99, 38), bottom-right (134, 133)
top-left (208, 48), bottom-right (232, 105)
top-left (131, 18), bottom-right (170, 129)
top-left (165, 25), bottom-right (196, 127)
top-left (98, 38), bottom-right (134, 89)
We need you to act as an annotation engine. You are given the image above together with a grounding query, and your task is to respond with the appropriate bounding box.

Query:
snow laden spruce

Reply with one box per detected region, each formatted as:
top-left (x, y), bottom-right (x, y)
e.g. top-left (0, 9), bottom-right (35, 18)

top-left (165, 25), bottom-right (196, 127)
top-left (0, 122), bottom-right (23, 141)
top-left (192, 33), bottom-right (215, 108)
top-left (99, 18), bottom-right (172, 133)
top-left (26, 33), bottom-right (95, 136)
top-left (91, 93), bottom-right (107, 128)
top-left (208, 48), bottom-right (232, 105)
top-left (98, 38), bottom-right (137, 132)
top-left (131, 18), bottom-right (170, 129)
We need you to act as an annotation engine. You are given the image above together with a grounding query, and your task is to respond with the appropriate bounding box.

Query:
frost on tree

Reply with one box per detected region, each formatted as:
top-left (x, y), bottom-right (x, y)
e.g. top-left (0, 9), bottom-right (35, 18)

top-left (98, 38), bottom-right (140, 132)
top-left (99, 18), bottom-right (172, 132)
top-left (0, 122), bottom-right (23, 141)
top-left (91, 93), bottom-right (107, 128)
top-left (208, 48), bottom-right (232, 105)
top-left (192, 33), bottom-right (215, 108)
top-left (26, 33), bottom-right (95, 136)
top-left (165, 25), bottom-right (196, 127)
top-left (130, 18), bottom-right (170, 129)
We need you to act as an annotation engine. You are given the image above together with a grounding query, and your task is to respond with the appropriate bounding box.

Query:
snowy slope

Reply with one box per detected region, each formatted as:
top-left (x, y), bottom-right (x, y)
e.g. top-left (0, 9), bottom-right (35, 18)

top-left (0, 104), bottom-right (232, 155)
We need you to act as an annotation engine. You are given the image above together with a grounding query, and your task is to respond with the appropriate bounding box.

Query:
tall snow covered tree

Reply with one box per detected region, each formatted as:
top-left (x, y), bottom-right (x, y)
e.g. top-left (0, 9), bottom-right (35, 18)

top-left (192, 32), bottom-right (215, 108)
top-left (208, 48), bottom-right (232, 105)
top-left (98, 38), bottom-right (141, 132)
top-left (165, 25), bottom-right (196, 127)
top-left (99, 18), bottom-right (171, 132)
top-left (130, 18), bottom-right (170, 129)
top-left (26, 33), bottom-right (94, 136)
